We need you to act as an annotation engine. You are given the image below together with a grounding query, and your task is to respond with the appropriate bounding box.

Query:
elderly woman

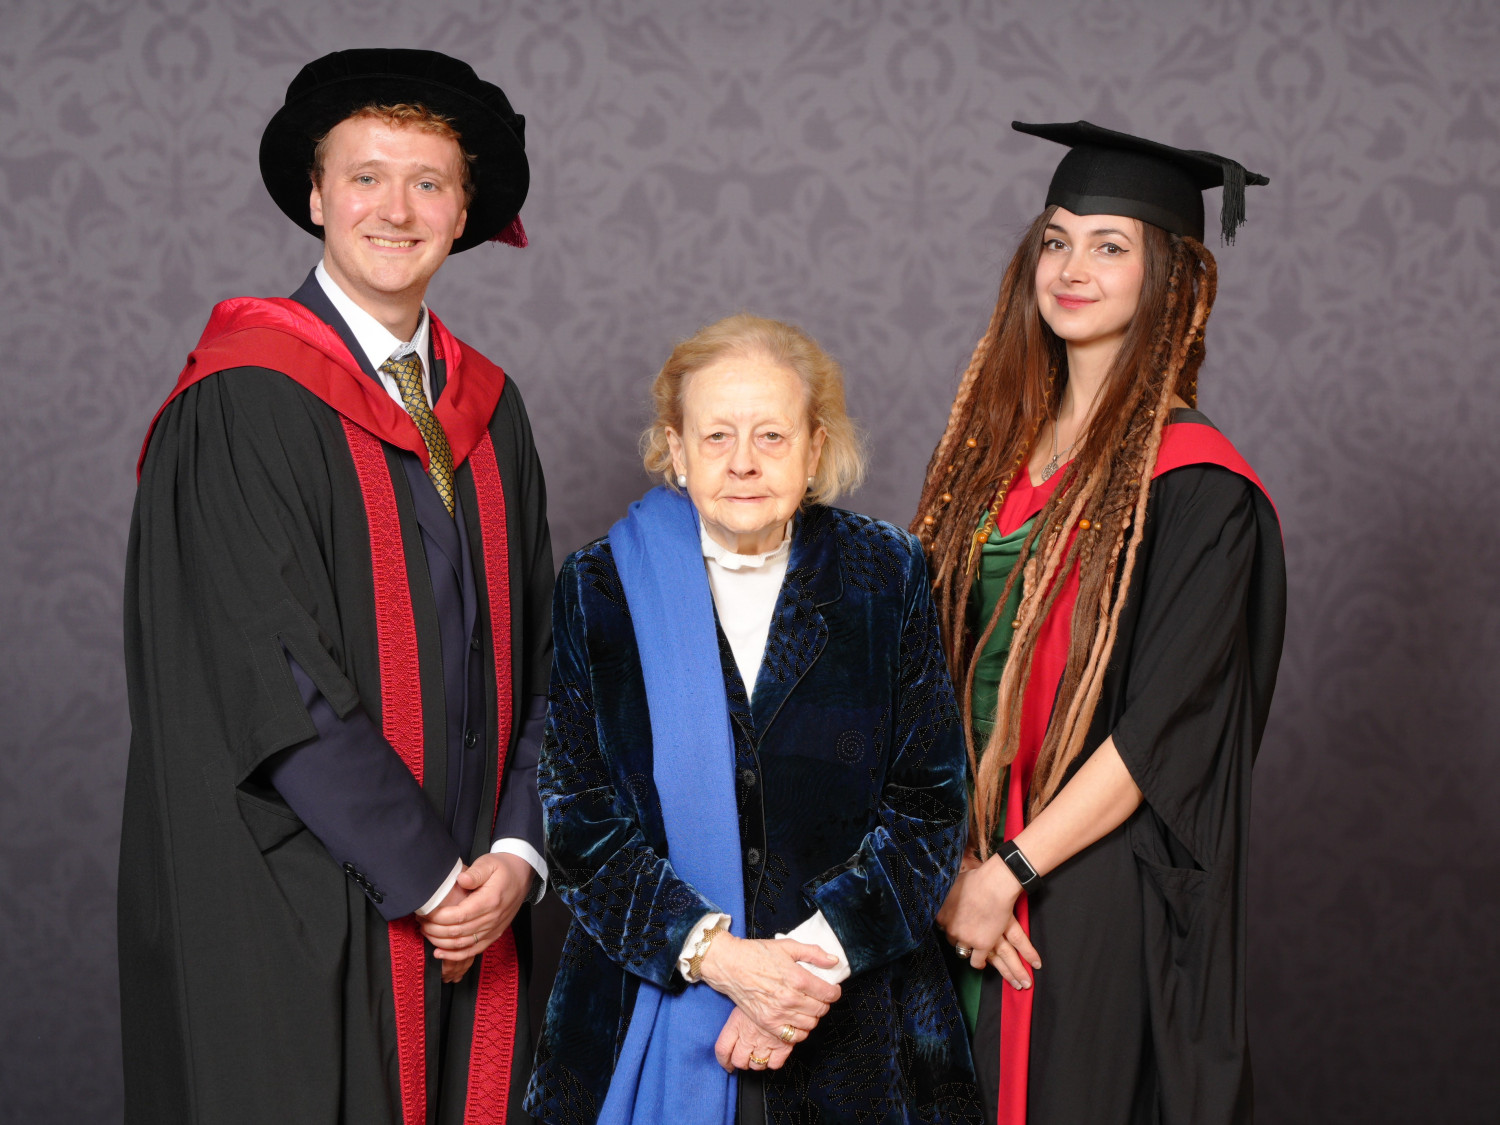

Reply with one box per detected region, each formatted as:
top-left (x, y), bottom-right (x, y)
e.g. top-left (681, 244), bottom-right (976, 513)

top-left (525, 315), bottom-right (980, 1124)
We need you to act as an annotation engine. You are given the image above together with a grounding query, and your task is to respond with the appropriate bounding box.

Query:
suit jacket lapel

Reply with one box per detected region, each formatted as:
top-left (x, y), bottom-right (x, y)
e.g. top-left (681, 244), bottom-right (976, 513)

top-left (748, 507), bottom-right (841, 739)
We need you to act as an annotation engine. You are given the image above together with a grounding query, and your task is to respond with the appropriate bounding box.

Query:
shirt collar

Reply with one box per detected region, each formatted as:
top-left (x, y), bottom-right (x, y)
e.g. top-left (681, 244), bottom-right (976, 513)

top-left (700, 518), bottom-right (793, 571)
top-left (315, 260), bottom-right (430, 373)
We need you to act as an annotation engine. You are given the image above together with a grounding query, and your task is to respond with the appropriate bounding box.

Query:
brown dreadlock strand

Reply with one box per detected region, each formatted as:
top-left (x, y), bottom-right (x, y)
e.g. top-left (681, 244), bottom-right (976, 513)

top-left (914, 210), bottom-right (1063, 685)
top-left (911, 215), bottom-right (1220, 855)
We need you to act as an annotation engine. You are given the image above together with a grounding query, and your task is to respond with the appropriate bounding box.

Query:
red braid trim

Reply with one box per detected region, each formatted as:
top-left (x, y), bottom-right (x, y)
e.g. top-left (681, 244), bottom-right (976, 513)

top-left (341, 419), bottom-right (428, 1125)
top-left (463, 432), bottom-right (520, 1122)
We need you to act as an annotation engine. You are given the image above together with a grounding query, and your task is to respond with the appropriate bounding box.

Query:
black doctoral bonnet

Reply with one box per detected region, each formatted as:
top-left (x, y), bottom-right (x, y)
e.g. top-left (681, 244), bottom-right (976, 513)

top-left (1014, 119), bottom-right (1269, 244)
top-left (259, 48), bottom-right (529, 252)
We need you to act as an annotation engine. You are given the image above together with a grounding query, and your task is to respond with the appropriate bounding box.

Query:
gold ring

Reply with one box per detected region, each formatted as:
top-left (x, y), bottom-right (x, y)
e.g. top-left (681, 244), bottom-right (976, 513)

top-left (748, 1050), bottom-right (770, 1068)
top-left (778, 1025), bottom-right (797, 1044)
top-left (954, 944), bottom-right (974, 959)
top-left (471, 933), bottom-right (480, 946)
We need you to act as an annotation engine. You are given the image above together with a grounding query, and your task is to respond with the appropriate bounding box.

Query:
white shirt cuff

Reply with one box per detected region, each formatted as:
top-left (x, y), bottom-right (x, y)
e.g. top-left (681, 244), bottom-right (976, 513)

top-left (776, 911), bottom-right (852, 984)
top-left (414, 858), bottom-right (463, 917)
top-left (491, 838), bottom-right (548, 903)
top-left (677, 912), bottom-right (732, 982)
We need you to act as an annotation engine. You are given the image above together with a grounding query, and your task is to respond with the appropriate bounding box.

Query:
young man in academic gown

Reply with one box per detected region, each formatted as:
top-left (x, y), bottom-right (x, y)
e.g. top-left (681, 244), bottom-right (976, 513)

top-left (120, 49), bottom-right (552, 1125)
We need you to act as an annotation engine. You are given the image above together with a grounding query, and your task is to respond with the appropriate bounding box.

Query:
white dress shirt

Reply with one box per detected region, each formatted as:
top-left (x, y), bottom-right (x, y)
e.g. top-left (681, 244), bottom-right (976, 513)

top-left (313, 264), bottom-right (548, 915)
top-left (676, 517), bottom-right (851, 984)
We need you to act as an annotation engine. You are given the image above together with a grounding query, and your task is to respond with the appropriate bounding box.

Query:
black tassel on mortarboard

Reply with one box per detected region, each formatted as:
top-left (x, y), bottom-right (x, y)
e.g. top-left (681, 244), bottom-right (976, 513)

top-left (1207, 155), bottom-right (1269, 244)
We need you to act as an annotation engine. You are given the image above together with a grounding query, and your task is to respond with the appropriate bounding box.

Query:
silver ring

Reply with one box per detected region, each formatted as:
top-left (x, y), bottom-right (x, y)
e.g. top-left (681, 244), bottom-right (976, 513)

top-left (954, 944), bottom-right (974, 959)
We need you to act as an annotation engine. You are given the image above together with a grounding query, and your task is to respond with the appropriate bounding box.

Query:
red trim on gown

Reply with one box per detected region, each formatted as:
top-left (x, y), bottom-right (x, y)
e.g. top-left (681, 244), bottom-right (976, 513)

top-left (464, 431), bottom-right (522, 1123)
top-left (138, 296), bottom-right (507, 479)
top-left (992, 460), bottom-right (1071, 1125)
top-left (989, 423), bottom-right (1276, 1125)
top-left (342, 421), bottom-right (431, 1125)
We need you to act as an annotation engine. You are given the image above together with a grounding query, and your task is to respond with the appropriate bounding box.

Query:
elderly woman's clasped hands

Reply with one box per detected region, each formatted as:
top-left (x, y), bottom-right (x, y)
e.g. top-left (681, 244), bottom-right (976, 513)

top-left (698, 934), bottom-right (842, 1072)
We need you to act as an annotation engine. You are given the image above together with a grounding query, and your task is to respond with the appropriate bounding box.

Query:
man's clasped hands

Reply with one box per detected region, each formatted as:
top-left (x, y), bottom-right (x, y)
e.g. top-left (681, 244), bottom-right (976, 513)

top-left (419, 852), bottom-right (535, 984)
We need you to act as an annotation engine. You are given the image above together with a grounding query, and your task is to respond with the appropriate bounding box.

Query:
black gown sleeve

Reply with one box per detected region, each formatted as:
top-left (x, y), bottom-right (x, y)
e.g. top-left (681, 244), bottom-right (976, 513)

top-left (1106, 465), bottom-right (1280, 872)
top-left (498, 376), bottom-right (555, 700)
top-left (486, 376), bottom-right (554, 875)
top-left (136, 368), bottom-right (461, 919)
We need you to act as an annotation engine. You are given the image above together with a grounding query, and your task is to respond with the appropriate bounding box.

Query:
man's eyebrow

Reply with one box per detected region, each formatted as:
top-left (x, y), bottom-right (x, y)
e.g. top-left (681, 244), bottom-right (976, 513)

top-left (342, 159), bottom-right (453, 176)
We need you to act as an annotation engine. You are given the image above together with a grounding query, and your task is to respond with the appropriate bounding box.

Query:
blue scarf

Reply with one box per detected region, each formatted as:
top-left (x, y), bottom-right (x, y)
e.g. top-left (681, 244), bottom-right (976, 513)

top-left (599, 486), bottom-right (747, 1125)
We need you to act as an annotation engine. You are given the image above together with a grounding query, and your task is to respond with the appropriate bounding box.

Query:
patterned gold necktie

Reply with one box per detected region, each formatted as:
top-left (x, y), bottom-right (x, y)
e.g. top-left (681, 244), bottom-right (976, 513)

top-left (380, 352), bottom-right (456, 516)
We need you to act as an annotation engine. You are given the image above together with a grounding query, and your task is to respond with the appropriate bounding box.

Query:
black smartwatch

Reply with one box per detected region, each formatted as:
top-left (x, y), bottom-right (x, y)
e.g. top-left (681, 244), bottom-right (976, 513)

top-left (997, 840), bottom-right (1043, 894)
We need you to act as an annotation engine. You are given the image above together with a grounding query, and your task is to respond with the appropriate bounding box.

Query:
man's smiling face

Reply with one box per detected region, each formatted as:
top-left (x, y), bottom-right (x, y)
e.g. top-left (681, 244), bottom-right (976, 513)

top-left (309, 114), bottom-right (469, 318)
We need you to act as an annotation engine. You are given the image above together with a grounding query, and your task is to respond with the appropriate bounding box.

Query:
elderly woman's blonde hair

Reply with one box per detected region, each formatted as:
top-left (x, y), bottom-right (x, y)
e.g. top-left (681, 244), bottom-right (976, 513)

top-left (641, 314), bottom-right (866, 506)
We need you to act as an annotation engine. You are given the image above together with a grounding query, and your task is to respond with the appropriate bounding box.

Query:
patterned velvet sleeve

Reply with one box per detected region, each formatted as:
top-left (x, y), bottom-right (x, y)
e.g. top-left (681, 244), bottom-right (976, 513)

top-left (803, 536), bottom-right (969, 976)
top-left (539, 549), bottom-right (724, 992)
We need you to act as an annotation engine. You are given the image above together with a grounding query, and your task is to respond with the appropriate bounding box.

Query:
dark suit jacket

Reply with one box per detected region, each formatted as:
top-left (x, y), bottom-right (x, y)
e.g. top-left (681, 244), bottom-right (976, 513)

top-left (526, 505), bottom-right (980, 1124)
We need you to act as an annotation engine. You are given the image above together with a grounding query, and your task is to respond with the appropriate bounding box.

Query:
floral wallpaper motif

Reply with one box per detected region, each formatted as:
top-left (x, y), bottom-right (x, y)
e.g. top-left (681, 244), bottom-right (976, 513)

top-left (1, 1), bottom-right (1496, 1119)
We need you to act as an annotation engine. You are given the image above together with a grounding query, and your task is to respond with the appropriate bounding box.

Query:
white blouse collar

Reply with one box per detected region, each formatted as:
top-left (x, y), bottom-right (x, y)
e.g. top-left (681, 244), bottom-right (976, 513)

top-left (700, 519), bottom-right (793, 571)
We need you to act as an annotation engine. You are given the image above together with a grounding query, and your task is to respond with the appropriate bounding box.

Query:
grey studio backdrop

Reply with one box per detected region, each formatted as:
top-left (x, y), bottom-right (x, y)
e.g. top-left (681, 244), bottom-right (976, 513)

top-left (1, 1), bottom-right (1496, 1121)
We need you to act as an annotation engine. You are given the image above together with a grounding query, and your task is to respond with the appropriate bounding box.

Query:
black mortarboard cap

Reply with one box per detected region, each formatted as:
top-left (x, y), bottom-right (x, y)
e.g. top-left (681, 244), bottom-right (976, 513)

top-left (1012, 120), bottom-right (1269, 244)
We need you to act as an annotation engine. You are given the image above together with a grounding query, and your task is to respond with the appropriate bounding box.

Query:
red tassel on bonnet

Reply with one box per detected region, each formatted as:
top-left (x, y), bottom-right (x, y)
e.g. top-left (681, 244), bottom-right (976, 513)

top-left (489, 215), bottom-right (528, 247)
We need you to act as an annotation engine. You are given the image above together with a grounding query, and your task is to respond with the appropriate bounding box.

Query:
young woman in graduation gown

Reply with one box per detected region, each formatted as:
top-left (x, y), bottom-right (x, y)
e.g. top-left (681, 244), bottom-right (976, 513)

top-left (911, 121), bottom-right (1287, 1125)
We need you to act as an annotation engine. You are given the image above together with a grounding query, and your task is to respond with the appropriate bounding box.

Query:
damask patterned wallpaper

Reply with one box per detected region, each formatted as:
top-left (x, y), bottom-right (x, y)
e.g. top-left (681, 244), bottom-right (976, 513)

top-left (1, 1), bottom-right (1496, 1120)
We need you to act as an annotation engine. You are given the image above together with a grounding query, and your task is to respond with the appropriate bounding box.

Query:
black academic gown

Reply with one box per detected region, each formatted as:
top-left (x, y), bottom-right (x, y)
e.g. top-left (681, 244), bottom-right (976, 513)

top-left (119, 276), bottom-right (554, 1124)
top-left (972, 455), bottom-right (1285, 1125)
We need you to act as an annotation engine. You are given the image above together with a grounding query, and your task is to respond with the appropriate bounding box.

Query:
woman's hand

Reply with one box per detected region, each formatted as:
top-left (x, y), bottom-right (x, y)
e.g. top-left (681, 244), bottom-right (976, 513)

top-left (936, 855), bottom-right (1042, 988)
top-left (713, 1007), bottom-right (794, 1072)
top-left (985, 913), bottom-right (1041, 991)
top-left (697, 934), bottom-right (842, 1040)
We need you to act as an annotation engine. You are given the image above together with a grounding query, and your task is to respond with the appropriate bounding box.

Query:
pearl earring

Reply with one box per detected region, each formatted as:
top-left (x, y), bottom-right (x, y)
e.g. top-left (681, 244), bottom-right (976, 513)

top-left (806, 476), bottom-right (815, 488)
top-left (677, 474), bottom-right (687, 488)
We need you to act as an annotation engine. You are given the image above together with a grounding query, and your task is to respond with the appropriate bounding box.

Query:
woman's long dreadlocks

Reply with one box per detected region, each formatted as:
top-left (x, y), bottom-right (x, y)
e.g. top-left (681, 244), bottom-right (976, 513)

top-left (911, 209), bottom-right (1219, 855)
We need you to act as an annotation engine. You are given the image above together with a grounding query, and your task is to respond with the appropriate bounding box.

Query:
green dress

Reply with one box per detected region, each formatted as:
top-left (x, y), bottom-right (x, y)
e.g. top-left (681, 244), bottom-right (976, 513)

top-left (953, 515), bottom-right (1035, 1031)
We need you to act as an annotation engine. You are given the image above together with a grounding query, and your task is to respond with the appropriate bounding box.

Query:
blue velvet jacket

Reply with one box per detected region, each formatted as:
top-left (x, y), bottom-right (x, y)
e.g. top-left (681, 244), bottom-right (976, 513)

top-left (526, 505), bottom-right (980, 1124)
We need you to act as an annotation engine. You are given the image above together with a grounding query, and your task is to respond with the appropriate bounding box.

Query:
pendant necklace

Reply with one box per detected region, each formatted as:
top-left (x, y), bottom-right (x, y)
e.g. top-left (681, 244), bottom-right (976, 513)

top-left (1040, 418), bottom-right (1077, 482)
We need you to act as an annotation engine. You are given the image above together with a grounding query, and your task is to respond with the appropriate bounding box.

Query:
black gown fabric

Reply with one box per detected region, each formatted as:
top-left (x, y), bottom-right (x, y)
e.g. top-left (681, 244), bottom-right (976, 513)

top-left (119, 326), bottom-right (554, 1123)
top-left (972, 455), bottom-right (1285, 1124)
